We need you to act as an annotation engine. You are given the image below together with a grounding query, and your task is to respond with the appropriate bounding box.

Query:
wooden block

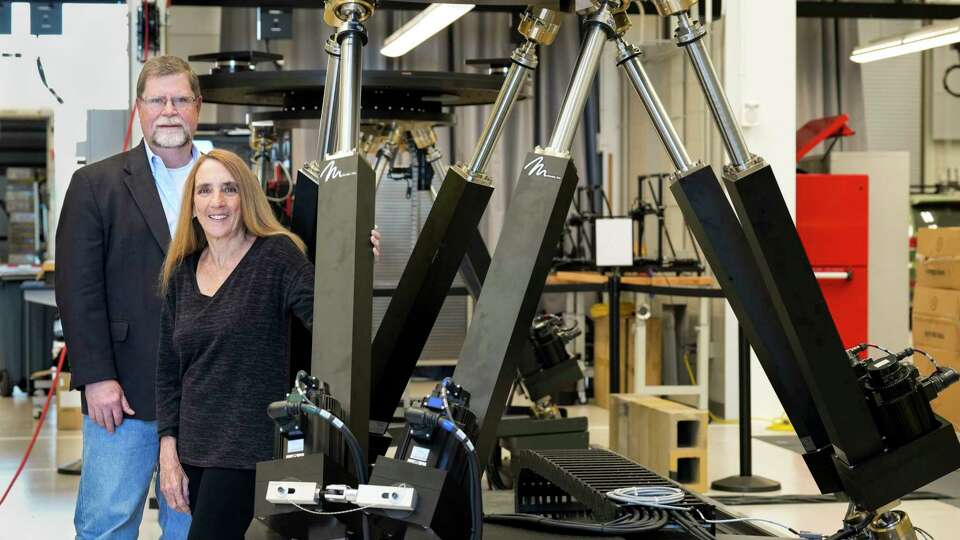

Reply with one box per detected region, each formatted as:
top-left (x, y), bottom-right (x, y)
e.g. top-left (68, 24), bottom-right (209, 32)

top-left (592, 304), bottom-right (634, 408)
top-left (549, 271), bottom-right (608, 284)
top-left (668, 448), bottom-right (708, 493)
top-left (620, 275), bottom-right (718, 287)
top-left (645, 318), bottom-right (662, 386)
top-left (608, 394), bottom-right (708, 492)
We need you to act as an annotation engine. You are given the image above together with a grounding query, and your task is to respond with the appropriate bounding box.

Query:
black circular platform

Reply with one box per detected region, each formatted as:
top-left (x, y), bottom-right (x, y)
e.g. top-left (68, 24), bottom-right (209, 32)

top-left (201, 69), bottom-right (512, 106)
top-left (200, 69), bottom-right (516, 127)
top-left (247, 106), bottom-right (455, 128)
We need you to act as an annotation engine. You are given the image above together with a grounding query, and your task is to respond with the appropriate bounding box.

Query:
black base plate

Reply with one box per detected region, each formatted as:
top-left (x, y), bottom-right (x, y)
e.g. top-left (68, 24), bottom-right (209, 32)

top-left (710, 475), bottom-right (781, 493)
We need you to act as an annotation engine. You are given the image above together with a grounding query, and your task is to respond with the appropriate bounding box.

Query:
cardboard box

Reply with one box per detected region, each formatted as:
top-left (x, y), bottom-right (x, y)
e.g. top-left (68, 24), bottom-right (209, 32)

top-left (913, 315), bottom-right (960, 351)
top-left (608, 394), bottom-right (708, 493)
top-left (56, 372), bottom-right (82, 431)
top-left (911, 347), bottom-right (960, 430)
top-left (918, 227), bottom-right (960, 258)
top-left (913, 287), bottom-right (960, 319)
top-left (916, 259), bottom-right (960, 290)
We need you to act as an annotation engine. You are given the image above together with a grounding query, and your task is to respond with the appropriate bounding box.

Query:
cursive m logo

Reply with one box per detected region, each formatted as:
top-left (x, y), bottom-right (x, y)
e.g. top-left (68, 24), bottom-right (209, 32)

top-left (319, 160), bottom-right (356, 183)
top-left (523, 156), bottom-right (562, 180)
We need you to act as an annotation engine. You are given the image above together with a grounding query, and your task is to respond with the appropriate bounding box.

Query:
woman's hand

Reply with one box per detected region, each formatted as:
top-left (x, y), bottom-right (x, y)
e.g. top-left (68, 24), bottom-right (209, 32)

top-left (371, 227), bottom-right (382, 258)
top-left (159, 437), bottom-right (191, 514)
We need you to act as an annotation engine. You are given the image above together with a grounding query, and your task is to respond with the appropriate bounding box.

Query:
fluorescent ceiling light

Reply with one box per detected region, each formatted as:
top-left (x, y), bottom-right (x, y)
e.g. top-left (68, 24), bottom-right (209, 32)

top-left (380, 3), bottom-right (475, 58)
top-left (851, 18), bottom-right (960, 63)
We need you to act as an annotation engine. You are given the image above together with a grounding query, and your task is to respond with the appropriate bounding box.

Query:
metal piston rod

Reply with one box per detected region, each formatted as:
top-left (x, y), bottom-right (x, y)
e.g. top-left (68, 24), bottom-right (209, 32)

top-left (652, 3), bottom-right (960, 522)
top-left (412, 126), bottom-right (448, 197)
top-left (461, 40), bottom-right (538, 183)
top-left (615, 39), bottom-right (693, 174)
top-left (453, 1), bottom-right (625, 465)
top-left (546, 21), bottom-right (609, 155)
top-left (317, 36), bottom-right (341, 159)
top-left (673, 12), bottom-right (754, 171)
top-left (367, 6), bottom-right (562, 430)
top-left (373, 126), bottom-right (399, 189)
top-left (335, 7), bottom-right (367, 155)
top-left (616, 35), bottom-right (824, 496)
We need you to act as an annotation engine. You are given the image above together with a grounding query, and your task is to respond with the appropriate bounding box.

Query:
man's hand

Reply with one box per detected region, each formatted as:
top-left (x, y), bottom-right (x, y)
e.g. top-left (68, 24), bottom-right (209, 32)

top-left (370, 227), bottom-right (382, 258)
top-left (84, 379), bottom-right (135, 433)
top-left (159, 437), bottom-right (191, 515)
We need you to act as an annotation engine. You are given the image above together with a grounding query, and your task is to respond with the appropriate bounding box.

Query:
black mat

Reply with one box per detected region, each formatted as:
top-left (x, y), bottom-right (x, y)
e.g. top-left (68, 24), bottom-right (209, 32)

top-left (753, 435), bottom-right (805, 454)
top-left (753, 435), bottom-right (960, 508)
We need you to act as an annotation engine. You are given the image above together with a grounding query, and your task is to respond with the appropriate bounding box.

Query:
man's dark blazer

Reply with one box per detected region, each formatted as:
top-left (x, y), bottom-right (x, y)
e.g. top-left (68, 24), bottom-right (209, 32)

top-left (55, 141), bottom-right (172, 421)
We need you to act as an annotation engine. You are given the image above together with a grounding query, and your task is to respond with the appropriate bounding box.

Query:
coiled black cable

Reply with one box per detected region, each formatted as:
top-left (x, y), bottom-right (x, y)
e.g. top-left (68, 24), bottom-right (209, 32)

top-left (299, 403), bottom-right (371, 540)
top-left (670, 510), bottom-right (717, 540)
top-left (484, 507), bottom-right (669, 536)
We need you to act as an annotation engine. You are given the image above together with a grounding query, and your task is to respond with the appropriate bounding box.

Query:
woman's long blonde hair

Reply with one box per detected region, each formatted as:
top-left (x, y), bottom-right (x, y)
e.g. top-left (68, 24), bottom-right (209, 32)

top-left (159, 148), bottom-right (306, 293)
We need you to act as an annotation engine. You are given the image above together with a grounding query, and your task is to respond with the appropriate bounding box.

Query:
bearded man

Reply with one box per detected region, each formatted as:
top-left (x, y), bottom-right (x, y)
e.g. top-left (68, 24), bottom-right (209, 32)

top-left (56, 55), bottom-right (202, 539)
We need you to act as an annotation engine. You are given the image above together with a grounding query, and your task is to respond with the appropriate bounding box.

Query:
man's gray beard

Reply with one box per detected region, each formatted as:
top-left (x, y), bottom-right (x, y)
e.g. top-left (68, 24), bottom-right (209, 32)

top-left (151, 126), bottom-right (191, 148)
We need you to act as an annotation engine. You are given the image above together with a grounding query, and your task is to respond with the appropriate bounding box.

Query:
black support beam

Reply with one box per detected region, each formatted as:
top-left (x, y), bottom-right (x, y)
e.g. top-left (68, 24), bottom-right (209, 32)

top-left (798, 1), bottom-right (960, 20)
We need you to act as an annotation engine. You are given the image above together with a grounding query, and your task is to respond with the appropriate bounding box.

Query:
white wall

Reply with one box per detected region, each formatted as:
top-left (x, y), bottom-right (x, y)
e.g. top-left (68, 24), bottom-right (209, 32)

top-left (859, 20), bottom-right (923, 185)
top-left (0, 3), bottom-right (130, 256)
top-left (927, 44), bottom-right (960, 186)
top-left (829, 151), bottom-right (911, 349)
top-left (722, 0), bottom-right (796, 420)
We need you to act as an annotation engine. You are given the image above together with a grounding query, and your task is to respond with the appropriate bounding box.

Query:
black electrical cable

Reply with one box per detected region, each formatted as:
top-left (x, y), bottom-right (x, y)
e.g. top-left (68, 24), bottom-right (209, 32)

top-left (464, 437), bottom-right (484, 540)
top-left (670, 510), bottom-right (717, 540)
top-left (824, 511), bottom-right (874, 540)
top-left (435, 415), bottom-right (482, 540)
top-left (35, 57), bottom-right (63, 104)
top-left (299, 403), bottom-right (370, 540)
top-left (484, 507), bottom-right (669, 536)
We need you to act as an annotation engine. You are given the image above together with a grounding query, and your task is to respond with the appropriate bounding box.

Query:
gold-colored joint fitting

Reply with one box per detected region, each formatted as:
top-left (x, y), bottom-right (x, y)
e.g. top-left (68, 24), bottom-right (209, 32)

top-left (519, 7), bottom-right (562, 46)
top-left (867, 511), bottom-right (916, 540)
top-left (249, 122), bottom-right (276, 152)
top-left (412, 127), bottom-right (438, 150)
top-left (359, 132), bottom-right (378, 155)
top-left (612, 10), bottom-right (632, 36)
top-left (584, 1), bottom-right (631, 37)
top-left (651, 0), bottom-right (698, 17)
top-left (324, 0), bottom-right (375, 28)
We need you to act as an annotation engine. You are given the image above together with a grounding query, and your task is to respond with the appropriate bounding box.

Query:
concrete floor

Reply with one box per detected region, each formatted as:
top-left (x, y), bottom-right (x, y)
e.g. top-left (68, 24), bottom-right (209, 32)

top-left (1, 393), bottom-right (958, 539)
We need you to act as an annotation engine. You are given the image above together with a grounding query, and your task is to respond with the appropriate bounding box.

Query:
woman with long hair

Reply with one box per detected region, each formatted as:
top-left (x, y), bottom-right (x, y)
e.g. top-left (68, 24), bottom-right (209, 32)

top-left (154, 149), bottom-right (379, 538)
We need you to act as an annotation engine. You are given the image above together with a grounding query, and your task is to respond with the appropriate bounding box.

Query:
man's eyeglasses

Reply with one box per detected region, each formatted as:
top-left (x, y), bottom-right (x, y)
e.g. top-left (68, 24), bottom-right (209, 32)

top-left (139, 95), bottom-right (198, 112)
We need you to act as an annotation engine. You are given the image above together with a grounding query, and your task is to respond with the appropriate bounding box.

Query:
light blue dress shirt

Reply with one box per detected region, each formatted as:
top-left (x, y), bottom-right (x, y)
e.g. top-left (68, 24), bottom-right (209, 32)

top-left (143, 143), bottom-right (201, 237)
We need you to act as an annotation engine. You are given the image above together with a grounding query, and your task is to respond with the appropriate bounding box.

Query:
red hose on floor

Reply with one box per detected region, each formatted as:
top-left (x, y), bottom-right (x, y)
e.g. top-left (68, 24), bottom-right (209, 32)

top-left (0, 346), bottom-right (68, 507)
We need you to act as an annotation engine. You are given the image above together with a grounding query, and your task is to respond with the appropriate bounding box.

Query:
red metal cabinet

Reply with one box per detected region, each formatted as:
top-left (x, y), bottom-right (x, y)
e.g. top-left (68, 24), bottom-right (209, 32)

top-left (796, 173), bottom-right (869, 348)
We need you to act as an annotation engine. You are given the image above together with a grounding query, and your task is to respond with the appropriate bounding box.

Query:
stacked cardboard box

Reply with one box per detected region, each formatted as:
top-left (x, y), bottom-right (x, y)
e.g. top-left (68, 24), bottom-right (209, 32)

top-left (913, 228), bottom-right (960, 426)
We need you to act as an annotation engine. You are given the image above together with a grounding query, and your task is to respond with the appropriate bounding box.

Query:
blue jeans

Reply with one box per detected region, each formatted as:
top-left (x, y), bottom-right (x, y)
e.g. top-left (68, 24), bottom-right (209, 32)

top-left (75, 415), bottom-right (192, 540)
